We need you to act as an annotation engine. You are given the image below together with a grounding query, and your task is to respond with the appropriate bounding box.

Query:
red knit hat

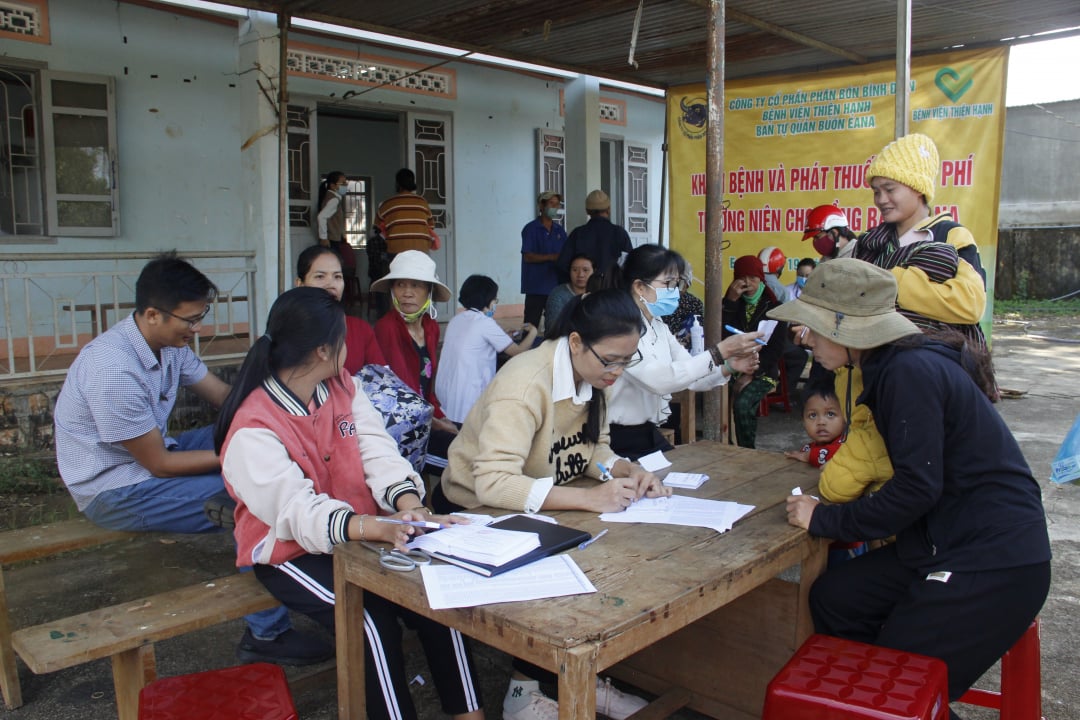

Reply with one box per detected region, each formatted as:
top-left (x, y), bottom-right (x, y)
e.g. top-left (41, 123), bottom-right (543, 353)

top-left (733, 254), bottom-right (765, 281)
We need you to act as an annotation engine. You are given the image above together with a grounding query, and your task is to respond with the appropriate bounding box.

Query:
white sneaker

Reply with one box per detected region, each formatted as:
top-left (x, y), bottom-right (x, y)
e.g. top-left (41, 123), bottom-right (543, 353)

top-left (504, 691), bottom-right (559, 720)
top-left (596, 677), bottom-right (648, 720)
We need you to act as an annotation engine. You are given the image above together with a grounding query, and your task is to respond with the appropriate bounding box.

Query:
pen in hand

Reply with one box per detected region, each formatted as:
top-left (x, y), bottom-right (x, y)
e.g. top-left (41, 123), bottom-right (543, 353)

top-left (376, 517), bottom-right (445, 530)
top-left (724, 324), bottom-right (768, 345)
top-left (596, 462), bottom-right (614, 482)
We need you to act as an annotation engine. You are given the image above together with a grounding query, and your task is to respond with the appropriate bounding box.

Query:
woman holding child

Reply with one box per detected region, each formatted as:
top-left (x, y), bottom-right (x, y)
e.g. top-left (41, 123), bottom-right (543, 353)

top-left (215, 287), bottom-right (482, 720)
top-left (774, 259), bottom-right (1050, 707)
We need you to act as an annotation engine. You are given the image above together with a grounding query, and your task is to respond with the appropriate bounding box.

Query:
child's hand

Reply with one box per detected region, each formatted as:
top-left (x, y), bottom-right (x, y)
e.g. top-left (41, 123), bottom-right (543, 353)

top-left (784, 448), bottom-right (811, 463)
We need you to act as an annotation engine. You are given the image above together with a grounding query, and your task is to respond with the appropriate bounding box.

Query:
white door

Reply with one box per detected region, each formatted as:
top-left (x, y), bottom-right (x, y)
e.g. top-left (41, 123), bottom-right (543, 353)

top-left (407, 112), bottom-right (454, 318)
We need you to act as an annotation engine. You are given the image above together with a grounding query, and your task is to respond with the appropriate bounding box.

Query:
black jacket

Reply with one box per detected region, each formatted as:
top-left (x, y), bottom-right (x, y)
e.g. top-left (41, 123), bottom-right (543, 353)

top-left (721, 288), bottom-right (787, 383)
top-left (809, 341), bottom-right (1050, 574)
top-left (557, 216), bottom-right (632, 284)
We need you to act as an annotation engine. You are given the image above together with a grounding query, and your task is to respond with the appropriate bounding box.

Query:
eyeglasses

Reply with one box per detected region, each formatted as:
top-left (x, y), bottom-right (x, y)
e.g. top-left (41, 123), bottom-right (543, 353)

top-left (650, 277), bottom-right (681, 291)
top-left (155, 305), bottom-right (211, 329)
top-left (585, 343), bottom-right (642, 370)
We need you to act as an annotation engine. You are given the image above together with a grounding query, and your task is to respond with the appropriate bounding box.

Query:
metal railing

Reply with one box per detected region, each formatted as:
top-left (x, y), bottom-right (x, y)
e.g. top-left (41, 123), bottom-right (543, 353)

top-left (0, 251), bottom-right (258, 380)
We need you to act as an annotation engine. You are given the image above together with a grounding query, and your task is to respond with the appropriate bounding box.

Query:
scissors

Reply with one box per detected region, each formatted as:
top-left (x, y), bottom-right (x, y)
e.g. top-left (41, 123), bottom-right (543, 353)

top-left (360, 541), bottom-right (431, 572)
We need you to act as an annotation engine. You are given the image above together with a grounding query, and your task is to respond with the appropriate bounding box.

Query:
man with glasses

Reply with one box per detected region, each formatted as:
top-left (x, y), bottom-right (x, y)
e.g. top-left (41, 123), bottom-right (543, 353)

top-left (54, 252), bottom-right (332, 667)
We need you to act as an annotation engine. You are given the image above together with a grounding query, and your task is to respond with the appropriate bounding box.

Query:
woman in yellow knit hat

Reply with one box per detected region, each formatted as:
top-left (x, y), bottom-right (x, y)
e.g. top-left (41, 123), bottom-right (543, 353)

top-left (802, 133), bottom-right (994, 511)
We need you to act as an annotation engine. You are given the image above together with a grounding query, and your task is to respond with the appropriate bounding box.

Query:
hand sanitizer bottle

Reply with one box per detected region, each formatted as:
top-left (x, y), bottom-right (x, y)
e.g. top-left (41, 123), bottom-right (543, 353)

top-left (690, 315), bottom-right (705, 356)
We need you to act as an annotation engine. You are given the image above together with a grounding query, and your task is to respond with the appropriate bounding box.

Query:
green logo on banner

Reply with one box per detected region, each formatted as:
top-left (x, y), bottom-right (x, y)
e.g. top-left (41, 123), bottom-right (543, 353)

top-left (935, 66), bottom-right (974, 102)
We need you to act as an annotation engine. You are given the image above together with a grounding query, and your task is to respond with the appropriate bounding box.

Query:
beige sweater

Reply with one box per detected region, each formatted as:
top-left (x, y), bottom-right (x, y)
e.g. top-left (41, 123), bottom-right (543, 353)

top-left (441, 340), bottom-right (612, 510)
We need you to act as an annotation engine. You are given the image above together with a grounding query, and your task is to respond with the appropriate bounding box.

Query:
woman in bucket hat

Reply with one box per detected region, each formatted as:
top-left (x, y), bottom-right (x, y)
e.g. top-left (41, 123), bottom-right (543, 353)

top-left (373, 251), bottom-right (458, 475)
top-left (772, 259), bottom-right (1050, 708)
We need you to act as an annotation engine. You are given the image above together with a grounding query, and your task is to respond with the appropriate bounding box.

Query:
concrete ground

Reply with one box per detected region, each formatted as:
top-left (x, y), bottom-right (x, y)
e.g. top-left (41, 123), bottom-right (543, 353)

top-left (2, 319), bottom-right (1078, 719)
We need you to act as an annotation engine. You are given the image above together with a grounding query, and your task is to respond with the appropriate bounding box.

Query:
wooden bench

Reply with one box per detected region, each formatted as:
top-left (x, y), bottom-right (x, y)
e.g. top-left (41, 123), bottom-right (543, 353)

top-left (11, 572), bottom-right (279, 720)
top-left (0, 519), bottom-right (136, 710)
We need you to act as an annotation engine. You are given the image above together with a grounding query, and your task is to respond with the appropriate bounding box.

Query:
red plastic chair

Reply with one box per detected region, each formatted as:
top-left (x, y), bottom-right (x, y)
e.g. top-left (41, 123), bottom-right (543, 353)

top-left (139, 663), bottom-right (297, 720)
top-left (958, 618), bottom-right (1045, 720)
top-left (763, 634), bottom-right (949, 720)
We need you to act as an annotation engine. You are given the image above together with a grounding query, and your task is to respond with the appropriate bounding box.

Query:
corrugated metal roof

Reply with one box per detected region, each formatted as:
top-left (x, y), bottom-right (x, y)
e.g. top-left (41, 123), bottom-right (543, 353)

top-left (235, 0), bottom-right (1080, 87)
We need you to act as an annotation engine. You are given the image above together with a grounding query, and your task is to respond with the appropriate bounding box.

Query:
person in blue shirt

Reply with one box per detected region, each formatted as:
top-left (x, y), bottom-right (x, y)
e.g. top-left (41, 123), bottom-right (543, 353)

top-left (520, 191), bottom-right (567, 329)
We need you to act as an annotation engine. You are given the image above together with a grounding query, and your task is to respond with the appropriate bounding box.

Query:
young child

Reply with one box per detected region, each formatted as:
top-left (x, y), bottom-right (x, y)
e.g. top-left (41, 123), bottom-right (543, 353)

top-left (786, 380), bottom-right (892, 566)
top-left (785, 381), bottom-right (846, 468)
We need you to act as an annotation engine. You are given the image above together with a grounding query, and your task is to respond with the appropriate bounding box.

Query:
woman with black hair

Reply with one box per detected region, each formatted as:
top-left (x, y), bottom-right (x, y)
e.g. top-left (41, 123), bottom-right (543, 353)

top-left (436, 274), bottom-right (537, 424)
top-left (433, 288), bottom-right (669, 720)
top-left (607, 244), bottom-right (762, 459)
top-left (215, 287), bottom-right (483, 720)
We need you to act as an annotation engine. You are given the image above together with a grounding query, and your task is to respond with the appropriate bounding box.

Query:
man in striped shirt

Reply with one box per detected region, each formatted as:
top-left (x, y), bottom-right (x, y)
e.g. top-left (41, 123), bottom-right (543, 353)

top-left (375, 167), bottom-right (436, 255)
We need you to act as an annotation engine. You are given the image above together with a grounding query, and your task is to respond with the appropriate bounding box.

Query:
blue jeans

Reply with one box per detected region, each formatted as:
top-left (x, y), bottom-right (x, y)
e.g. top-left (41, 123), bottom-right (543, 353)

top-left (83, 426), bottom-right (291, 639)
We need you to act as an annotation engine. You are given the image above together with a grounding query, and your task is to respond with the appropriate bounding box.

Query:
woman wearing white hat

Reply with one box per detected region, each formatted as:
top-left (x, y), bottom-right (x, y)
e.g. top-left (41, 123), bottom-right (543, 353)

top-left (372, 251), bottom-right (458, 474)
top-left (771, 259), bottom-right (1049, 708)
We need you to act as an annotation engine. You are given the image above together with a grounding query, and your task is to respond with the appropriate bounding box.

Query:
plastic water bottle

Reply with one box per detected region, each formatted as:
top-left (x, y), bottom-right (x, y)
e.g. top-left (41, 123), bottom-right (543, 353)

top-left (690, 315), bottom-right (705, 356)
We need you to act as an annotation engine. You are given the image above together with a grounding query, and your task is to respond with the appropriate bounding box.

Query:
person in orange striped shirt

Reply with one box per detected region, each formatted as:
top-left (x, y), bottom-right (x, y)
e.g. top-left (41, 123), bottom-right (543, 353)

top-left (375, 168), bottom-right (437, 256)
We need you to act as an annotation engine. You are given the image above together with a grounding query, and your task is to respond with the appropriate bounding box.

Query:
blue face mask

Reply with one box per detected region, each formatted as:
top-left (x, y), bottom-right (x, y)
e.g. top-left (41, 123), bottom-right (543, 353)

top-left (484, 302), bottom-right (497, 318)
top-left (544, 207), bottom-right (559, 220)
top-left (336, 185), bottom-right (348, 198)
top-left (645, 287), bottom-right (680, 318)
top-left (796, 276), bottom-right (807, 288)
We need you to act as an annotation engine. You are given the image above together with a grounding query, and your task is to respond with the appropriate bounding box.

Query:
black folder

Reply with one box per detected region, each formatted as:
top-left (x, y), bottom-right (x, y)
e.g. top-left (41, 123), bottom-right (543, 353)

top-left (423, 515), bottom-right (591, 577)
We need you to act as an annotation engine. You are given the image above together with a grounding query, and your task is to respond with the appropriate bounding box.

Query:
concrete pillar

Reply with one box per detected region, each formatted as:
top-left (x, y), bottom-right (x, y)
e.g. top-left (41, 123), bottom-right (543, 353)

top-left (237, 11), bottom-right (281, 331)
top-left (564, 75), bottom-right (602, 227)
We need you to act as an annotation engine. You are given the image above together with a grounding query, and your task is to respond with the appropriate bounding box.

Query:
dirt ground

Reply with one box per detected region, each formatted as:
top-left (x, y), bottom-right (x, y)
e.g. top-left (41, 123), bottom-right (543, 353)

top-left (1, 316), bottom-right (1078, 719)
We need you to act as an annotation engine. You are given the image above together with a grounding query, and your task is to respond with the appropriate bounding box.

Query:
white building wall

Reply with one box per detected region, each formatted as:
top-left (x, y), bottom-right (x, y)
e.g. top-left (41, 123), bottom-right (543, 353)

top-left (3, 0), bottom-right (665, 312)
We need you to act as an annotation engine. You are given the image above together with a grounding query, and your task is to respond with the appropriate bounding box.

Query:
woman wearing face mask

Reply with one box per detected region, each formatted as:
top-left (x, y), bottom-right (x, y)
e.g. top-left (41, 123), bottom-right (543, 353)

top-left (436, 274), bottom-right (537, 425)
top-left (372, 251), bottom-right (459, 475)
top-left (315, 171), bottom-right (359, 304)
top-left (722, 254), bottom-right (789, 448)
top-left (607, 245), bottom-right (762, 460)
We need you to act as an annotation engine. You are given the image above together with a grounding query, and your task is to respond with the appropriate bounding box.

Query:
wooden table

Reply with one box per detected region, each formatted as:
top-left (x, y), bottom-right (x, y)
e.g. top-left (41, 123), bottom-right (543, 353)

top-left (334, 442), bottom-right (827, 720)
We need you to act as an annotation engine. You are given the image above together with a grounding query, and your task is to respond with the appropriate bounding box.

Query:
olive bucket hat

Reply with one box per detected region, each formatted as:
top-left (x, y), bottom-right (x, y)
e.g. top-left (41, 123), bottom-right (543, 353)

top-left (767, 258), bottom-right (919, 349)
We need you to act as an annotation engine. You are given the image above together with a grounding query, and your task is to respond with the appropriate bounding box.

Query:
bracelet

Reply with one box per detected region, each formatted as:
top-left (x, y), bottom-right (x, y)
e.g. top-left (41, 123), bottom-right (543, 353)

top-left (723, 359), bottom-right (736, 375)
top-left (708, 345), bottom-right (724, 366)
top-left (357, 514), bottom-right (367, 542)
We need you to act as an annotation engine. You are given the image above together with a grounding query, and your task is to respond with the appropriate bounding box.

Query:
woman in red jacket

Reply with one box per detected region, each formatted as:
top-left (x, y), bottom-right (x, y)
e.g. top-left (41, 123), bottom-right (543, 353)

top-left (372, 251), bottom-right (458, 475)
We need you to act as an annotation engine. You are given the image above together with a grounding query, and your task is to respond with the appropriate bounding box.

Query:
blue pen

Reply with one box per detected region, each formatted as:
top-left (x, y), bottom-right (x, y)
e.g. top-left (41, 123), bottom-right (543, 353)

top-left (724, 324), bottom-right (767, 345)
top-left (596, 462), bottom-right (614, 482)
top-left (578, 528), bottom-right (608, 550)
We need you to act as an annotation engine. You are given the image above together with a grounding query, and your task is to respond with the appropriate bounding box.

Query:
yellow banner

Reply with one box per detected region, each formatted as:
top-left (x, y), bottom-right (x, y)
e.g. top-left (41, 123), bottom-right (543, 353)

top-left (668, 47), bottom-right (1006, 321)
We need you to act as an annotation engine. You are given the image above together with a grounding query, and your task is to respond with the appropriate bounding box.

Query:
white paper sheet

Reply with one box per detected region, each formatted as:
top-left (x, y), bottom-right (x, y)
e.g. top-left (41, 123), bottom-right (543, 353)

top-left (663, 472), bottom-right (709, 489)
top-left (637, 449), bottom-right (672, 472)
top-left (599, 495), bottom-right (754, 533)
top-left (420, 554), bottom-right (597, 609)
top-left (757, 319), bottom-right (779, 342)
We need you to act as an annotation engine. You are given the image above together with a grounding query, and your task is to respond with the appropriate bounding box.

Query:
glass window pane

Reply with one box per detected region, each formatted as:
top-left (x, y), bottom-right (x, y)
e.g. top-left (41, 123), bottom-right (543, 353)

top-left (50, 80), bottom-right (108, 110)
top-left (57, 200), bottom-right (111, 227)
top-left (53, 115), bottom-right (109, 195)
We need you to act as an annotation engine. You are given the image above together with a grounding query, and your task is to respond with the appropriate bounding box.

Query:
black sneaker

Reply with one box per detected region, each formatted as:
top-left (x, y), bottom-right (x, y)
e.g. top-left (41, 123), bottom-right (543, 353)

top-left (235, 628), bottom-right (334, 666)
top-left (204, 492), bottom-right (237, 529)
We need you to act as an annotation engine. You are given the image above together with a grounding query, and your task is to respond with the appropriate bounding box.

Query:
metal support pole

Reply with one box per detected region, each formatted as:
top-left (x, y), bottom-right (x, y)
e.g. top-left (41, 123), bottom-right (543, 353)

top-left (894, 0), bottom-right (911, 138)
top-left (277, 12), bottom-right (290, 295)
top-left (703, 0), bottom-right (726, 441)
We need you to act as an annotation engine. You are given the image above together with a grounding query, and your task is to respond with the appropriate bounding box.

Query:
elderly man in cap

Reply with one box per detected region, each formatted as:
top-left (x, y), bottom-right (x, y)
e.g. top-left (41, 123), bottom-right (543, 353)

top-left (520, 190), bottom-right (568, 329)
top-left (557, 189), bottom-right (633, 288)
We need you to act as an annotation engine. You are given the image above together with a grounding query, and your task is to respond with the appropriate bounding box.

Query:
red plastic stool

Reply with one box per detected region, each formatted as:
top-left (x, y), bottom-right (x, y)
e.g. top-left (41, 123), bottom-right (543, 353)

top-left (758, 363), bottom-right (792, 416)
top-left (958, 618), bottom-right (1045, 720)
top-left (763, 634), bottom-right (949, 720)
top-left (138, 663), bottom-right (297, 720)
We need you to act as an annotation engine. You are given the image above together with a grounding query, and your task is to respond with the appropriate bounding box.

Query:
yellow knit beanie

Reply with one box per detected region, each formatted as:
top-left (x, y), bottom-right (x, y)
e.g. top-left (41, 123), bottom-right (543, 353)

top-left (866, 133), bottom-right (939, 205)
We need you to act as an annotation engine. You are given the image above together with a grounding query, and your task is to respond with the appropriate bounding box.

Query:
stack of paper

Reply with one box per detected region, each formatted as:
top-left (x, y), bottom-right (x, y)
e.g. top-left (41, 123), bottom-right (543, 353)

top-left (662, 472), bottom-right (709, 489)
top-left (407, 525), bottom-right (540, 567)
top-left (420, 555), bottom-right (597, 609)
top-left (599, 495), bottom-right (754, 534)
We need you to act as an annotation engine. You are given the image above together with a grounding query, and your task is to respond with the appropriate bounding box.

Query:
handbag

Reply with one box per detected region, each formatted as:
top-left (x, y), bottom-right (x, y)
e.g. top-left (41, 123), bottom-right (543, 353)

top-left (357, 364), bottom-right (434, 474)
